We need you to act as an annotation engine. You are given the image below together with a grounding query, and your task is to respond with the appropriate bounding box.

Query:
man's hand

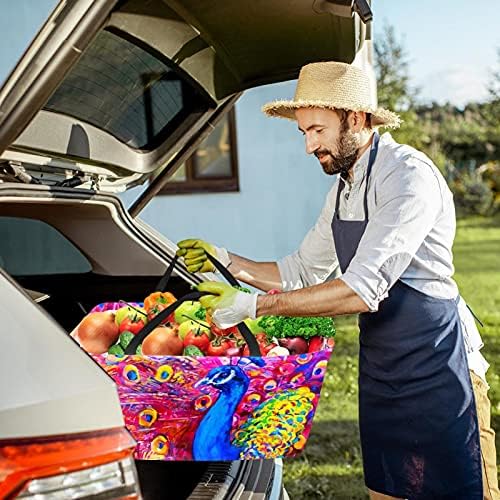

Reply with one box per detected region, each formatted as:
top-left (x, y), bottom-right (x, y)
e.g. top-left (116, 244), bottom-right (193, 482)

top-left (176, 239), bottom-right (231, 273)
top-left (196, 281), bottom-right (257, 329)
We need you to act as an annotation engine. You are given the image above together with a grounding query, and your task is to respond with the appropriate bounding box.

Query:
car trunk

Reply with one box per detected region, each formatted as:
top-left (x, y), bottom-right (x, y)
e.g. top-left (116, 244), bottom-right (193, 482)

top-left (0, 185), bottom-right (280, 499)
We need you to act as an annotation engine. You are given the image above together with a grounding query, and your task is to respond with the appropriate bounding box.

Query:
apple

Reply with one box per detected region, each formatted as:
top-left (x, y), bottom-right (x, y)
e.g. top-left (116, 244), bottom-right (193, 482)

top-left (115, 305), bottom-right (147, 327)
top-left (174, 301), bottom-right (205, 324)
top-left (177, 319), bottom-right (210, 341)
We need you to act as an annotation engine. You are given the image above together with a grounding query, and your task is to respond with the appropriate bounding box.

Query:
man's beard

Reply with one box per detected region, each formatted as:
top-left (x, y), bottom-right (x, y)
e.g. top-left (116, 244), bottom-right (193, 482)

top-left (315, 121), bottom-right (360, 176)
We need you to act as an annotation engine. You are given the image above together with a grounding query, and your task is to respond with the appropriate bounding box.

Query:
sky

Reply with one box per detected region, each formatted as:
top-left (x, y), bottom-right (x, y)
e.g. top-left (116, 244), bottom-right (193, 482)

top-left (373, 0), bottom-right (500, 107)
top-left (0, 1), bottom-right (498, 108)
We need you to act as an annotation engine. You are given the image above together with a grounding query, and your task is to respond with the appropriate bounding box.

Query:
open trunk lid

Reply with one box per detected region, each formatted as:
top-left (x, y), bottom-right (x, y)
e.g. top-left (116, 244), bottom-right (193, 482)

top-left (0, 0), bottom-right (370, 197)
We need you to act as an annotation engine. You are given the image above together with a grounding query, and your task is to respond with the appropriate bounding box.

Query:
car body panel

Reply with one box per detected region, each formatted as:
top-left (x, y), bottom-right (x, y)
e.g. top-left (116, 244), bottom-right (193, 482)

top-left (0, 269), bottom-right (124, 438)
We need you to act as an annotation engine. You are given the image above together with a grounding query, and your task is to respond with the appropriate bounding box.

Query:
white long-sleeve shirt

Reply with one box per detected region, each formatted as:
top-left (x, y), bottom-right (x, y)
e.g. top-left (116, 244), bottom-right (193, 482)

top-left (277, 132), bottom-right (489, 380)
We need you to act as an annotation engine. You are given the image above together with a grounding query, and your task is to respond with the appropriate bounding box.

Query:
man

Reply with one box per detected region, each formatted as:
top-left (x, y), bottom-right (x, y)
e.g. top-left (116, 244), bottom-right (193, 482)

top-left (176, 62), bottom-right (498, 500)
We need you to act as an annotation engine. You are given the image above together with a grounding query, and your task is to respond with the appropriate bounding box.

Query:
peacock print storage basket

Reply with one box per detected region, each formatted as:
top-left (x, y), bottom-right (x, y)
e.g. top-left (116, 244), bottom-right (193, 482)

top-left (94, 346), bottom-right (333, 461)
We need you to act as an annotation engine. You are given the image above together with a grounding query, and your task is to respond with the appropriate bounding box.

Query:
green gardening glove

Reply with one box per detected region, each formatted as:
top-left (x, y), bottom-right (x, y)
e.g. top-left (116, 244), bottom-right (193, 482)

top-left (196, 281), bottom-right (258, 329)
top-left (176, 239), bottom-right (231, 273)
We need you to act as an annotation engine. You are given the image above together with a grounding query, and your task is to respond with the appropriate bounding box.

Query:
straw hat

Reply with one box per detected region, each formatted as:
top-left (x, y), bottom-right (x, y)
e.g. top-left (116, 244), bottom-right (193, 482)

top-left (262, 61), bottom-right (401, 129)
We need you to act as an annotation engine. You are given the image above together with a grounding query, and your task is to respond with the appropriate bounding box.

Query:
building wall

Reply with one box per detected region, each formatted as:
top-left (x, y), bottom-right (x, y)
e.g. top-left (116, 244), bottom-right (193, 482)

top-left (129, 82), bottom-right (336, 261)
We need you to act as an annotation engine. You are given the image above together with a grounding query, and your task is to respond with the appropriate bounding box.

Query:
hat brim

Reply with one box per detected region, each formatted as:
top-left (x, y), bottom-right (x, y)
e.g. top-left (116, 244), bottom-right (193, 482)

top-left (262, 99), bottom-right (401, 129)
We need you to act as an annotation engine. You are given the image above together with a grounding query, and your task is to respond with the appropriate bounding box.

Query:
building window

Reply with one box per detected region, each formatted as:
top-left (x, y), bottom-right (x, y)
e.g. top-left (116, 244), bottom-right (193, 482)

top-left (160, 109), bottom-right (239, 194)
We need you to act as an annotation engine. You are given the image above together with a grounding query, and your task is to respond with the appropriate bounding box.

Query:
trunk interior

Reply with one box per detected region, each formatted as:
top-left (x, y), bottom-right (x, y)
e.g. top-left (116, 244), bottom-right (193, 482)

top-left (16, 272), bottom-right (191, 333)
top-left (0, 185), bottom-right (276, 499)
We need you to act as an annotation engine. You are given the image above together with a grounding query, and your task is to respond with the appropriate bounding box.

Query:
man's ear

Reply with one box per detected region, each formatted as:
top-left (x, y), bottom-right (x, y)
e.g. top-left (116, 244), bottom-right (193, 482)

top-left (348, 111), bottom-right (367, 133)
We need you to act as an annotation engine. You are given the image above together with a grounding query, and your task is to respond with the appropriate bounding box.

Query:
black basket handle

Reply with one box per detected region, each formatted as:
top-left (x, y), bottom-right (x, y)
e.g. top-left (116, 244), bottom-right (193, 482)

top-left (155, 253), bottom-right (178, 292)
top-left (155, 251), bottom-right (239, 290)
top-left (205, 252), bottom-right (239, 286)
top-left (198, 253), bottom-right (261, 357)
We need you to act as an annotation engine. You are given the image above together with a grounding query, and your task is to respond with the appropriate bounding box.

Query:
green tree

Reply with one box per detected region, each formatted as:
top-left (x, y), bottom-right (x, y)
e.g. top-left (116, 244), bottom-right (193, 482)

top-left (483, 48), bottom-right (500, 158)
top-left (374, 24), bottom-right (416, 112)
top-left (374, 24), bottom-right (439, 167)
top-left (487, 48), bottom-right (500, 103)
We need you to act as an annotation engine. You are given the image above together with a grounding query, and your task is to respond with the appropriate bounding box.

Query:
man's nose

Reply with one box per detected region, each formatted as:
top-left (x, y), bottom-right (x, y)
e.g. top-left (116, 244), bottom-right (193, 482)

top-left (305, 135), bottom-right (319, 155)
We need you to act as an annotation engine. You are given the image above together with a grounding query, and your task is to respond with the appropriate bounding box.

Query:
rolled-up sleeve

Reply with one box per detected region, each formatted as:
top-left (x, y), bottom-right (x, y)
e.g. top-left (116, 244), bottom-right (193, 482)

top-left (278, 184), bottom-right (340, 291)
top-left (340, 158), bottom-right (443, 311)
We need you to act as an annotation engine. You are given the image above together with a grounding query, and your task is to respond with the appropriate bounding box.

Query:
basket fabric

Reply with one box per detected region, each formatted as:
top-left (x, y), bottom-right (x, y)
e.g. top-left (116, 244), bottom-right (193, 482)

top-left (90, 302), bottom-right (143, 313)
top-left (95, 349), bottom-right (332, 461)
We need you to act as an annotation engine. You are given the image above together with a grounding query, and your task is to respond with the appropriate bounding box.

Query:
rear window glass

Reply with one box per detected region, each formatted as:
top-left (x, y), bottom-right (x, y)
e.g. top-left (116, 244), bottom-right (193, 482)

top-left (43, 29), bottom-right (210, 149)
top-left (0, 217), bottom-right (91, 275)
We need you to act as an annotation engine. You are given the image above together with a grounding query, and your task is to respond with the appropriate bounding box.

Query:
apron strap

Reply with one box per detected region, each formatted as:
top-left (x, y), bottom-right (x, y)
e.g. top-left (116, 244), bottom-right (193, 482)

top-left (467, 303), bottom-right (484, 328)
top-left (334, 131), bottom-right (380, 220)
top-left (363, 132), bottom-right (380, 218)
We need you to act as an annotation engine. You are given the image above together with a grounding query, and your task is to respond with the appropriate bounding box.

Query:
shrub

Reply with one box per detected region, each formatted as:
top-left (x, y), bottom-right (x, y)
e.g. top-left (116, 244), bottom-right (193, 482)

top-left (451, 171), bottom-right (495, 216)
top-left (478, 162), bottom-right (500, 212)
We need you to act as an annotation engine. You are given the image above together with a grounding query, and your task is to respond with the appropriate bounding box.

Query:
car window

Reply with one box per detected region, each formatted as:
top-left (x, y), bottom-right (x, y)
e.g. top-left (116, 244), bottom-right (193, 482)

top-left (43, 29), bottom-right (211, 150)
top-left (0, 217), bottom-right (91, 275)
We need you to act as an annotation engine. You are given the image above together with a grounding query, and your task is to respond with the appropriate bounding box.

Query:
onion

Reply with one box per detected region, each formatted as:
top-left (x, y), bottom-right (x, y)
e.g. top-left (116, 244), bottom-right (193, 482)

top-left (142, 326), bottom-right (183, 356)
top-left (76, 312), bottom-right (120, 354)
top-left (266, 346), bottom-right (290, 357)
top-left (278, 337), bottom-right (308, 355)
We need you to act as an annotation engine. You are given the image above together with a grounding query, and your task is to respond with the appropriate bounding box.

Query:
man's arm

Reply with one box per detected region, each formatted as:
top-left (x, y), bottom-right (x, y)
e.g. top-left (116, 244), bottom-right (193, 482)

top-left (197, 277), bottom-right (369, 330)
top-left (227, 253), bottom-right (282, 292)
top-left (256, 278), bottom-right (369, 317)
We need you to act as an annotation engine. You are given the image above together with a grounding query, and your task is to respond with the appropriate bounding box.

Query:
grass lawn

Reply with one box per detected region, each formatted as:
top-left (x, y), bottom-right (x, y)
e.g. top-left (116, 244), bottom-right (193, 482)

top-left (283, 215), bottom-right (500, 499)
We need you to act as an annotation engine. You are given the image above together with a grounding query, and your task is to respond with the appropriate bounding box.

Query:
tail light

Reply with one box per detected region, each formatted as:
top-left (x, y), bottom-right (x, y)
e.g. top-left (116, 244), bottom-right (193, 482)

top-left (0, 427), bottom-right (141, 499)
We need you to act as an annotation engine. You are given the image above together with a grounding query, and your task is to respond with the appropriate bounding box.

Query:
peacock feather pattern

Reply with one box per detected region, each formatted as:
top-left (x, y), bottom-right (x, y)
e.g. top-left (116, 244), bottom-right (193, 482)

top-left (95, 347), bottom-right (333, 461)
top-left (232, 387), bottom-right (315, 459)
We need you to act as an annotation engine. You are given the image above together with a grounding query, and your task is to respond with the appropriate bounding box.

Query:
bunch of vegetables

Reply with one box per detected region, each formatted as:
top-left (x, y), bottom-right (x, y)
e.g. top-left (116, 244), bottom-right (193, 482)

top-left (71, 288), bottom-right (335, 358)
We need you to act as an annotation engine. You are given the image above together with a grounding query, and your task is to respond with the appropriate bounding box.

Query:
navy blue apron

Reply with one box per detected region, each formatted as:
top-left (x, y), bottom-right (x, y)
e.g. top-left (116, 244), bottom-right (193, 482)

top-left (331, 133), bottom-right (482, 499)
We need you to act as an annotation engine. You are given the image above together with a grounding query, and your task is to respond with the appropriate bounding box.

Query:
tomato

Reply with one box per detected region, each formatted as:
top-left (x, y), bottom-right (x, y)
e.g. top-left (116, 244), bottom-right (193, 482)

top-left (242, 344), bottom-right (262, 356)
top-left (211, 324), bottom-right (238, 337)
top-left (118, 316), bottom-right (146, 335)
top-left (183, 329), bottom-right (210, 353)
top-left (147, 301), bottom-right (176, 325)
top-left (255, 333), bottom-right (268, 344)
top-left (230, 329), bottom-right (244, 342)
top-left (242, 336), bottom-right (274, 356)
top-left (206, 338), bottom-right (234, 356)
top-left (210, 324), bottom-right (226, 337)
top-left (307, 335), bottom-right (323, 353)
